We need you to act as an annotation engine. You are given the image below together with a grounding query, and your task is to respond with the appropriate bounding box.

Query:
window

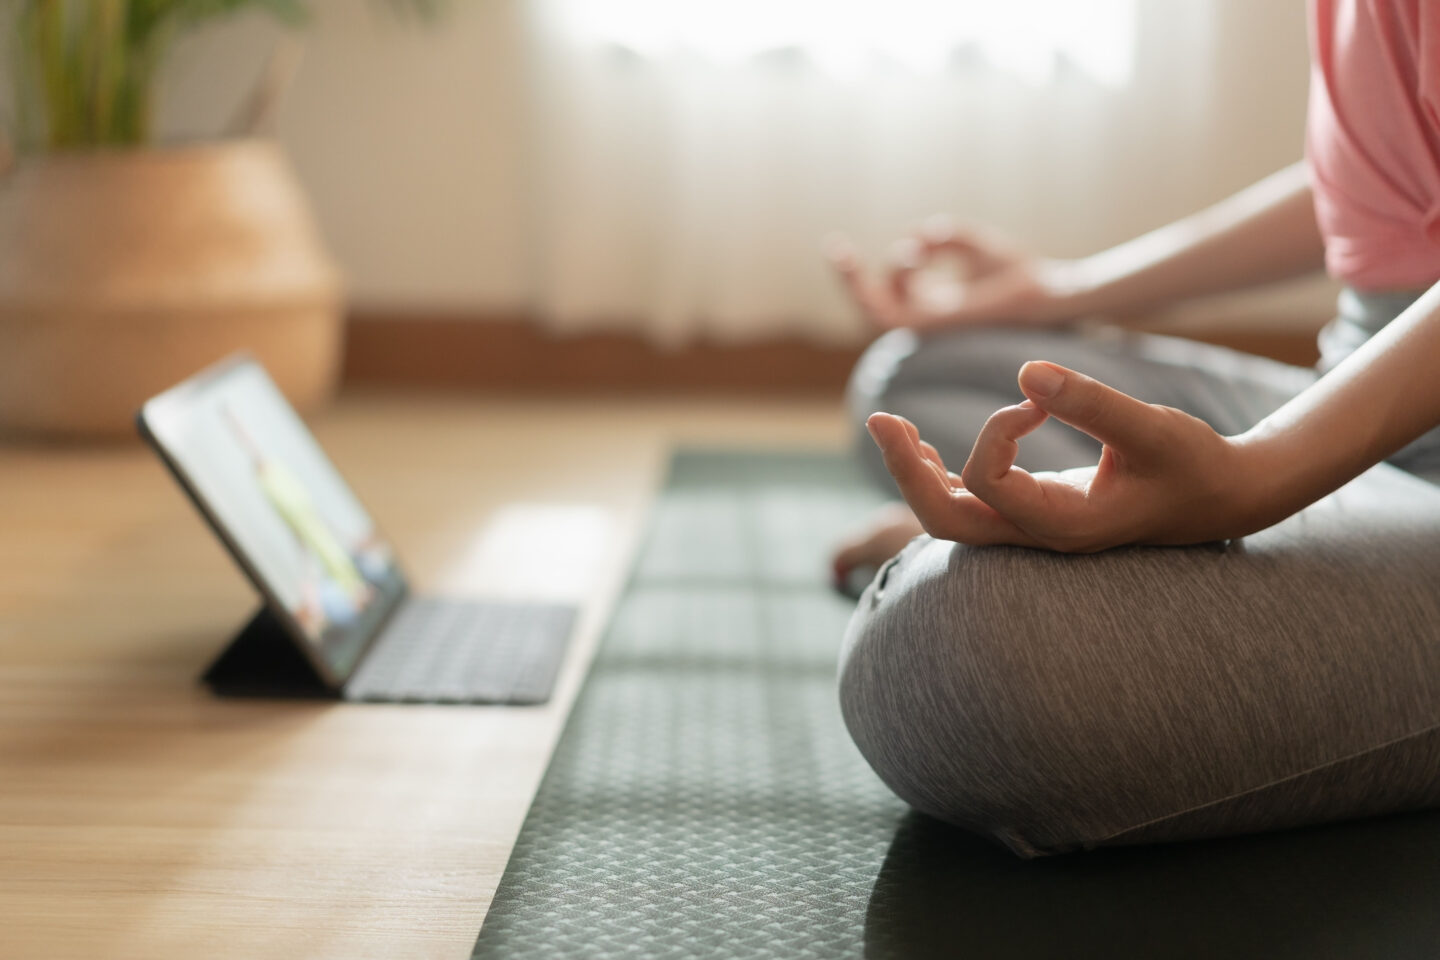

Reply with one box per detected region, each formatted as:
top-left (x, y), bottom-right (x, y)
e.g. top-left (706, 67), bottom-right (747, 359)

top-left (553, 0), bottom-right (1138, 85)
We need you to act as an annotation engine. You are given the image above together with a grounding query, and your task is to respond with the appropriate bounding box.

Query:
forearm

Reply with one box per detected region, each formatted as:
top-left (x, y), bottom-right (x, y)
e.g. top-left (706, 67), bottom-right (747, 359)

top-left (1049, 162), bottom-right (1327, 320)
top-left (1236, 280), bottom-right (1440, 529)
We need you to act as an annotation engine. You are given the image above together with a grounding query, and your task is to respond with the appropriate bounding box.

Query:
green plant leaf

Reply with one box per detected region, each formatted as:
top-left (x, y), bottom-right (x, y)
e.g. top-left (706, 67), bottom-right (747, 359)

top-left (8, 0), bottom-right (445, 150)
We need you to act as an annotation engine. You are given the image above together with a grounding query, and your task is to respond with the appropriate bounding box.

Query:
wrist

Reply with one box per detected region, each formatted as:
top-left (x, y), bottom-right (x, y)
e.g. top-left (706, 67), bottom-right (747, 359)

top-left (1033, 257), bottom-right (1117, 321)
top-left (1019, 259), bottom-right (1096, 323)
top-left (1223, 425), bottom-right (1313, 537)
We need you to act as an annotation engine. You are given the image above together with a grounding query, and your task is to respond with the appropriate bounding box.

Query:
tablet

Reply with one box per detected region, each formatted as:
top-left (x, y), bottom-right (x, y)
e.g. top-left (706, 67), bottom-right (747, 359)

top-left (138, 355), bottom-right (405, 688)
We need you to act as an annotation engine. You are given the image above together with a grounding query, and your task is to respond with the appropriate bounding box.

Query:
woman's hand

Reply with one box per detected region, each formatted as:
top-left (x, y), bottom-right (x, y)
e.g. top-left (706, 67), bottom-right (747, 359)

top-left (867, 361), bottom-right (1268, 552)
top-left (827, 218), bottom-right (1082, 332)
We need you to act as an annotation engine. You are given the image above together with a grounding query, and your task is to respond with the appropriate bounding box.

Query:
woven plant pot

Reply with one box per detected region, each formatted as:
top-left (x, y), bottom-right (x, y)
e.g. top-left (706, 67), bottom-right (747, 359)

top-left (0, 139), bottom-right (342, 440)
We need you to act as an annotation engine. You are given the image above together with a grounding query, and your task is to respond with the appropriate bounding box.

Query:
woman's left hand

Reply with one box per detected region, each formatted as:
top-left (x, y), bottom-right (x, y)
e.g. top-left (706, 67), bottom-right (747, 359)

top-left (867, 361), bottom-right (1267, 552)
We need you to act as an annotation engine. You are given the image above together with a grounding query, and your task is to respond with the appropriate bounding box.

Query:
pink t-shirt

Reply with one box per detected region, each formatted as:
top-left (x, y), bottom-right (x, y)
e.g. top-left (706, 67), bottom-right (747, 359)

top-left (1308, 0), bottom-right (1440, 291)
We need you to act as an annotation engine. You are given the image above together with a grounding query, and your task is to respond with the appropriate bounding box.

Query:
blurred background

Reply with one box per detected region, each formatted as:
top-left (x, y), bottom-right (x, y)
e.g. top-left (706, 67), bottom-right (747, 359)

top-left (0, 0), bottom-right (1334, 432)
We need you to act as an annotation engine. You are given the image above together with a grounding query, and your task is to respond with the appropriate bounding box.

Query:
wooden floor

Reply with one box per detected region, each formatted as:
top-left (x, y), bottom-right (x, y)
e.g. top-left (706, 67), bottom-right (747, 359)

top-left (0, 393), bottom-right (848, 960)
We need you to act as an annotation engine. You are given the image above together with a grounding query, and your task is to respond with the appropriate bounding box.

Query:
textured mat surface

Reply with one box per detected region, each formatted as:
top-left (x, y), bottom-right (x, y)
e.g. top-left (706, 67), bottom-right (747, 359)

top-left (472, 450), bottom-right (1440, 960)
top-left (472, 450), bottom-right (903, 958)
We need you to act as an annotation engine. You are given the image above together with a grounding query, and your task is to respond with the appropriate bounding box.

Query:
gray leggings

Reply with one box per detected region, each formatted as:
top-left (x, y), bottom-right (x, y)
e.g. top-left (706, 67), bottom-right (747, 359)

top-left (837, 320), bottom-right (1440, 857)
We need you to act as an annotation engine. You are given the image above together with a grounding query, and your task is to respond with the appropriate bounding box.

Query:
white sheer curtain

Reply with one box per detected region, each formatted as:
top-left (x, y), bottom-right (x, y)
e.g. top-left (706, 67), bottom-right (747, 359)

top-left (524, 0), bottom-right (1221, 345)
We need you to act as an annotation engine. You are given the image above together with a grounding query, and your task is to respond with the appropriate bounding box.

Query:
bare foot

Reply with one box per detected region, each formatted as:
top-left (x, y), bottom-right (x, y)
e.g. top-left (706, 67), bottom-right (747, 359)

top-left (831, 502), bottom-right (925, 587)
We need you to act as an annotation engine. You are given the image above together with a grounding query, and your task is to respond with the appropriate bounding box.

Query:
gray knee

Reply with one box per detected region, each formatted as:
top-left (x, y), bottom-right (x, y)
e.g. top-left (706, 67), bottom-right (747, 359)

top-left (845, 326), bottom-right (1098, 490)
top-left (846, 329), bottom-right (921, 427)
top-left (845, 324), bottom-right (1067, 428)
top-left (836, 537), bottom-right (1099, 856)
top-left (846, 329), bottom-right (922, 492)
top-left (846, 327), bottom-right (997, 491)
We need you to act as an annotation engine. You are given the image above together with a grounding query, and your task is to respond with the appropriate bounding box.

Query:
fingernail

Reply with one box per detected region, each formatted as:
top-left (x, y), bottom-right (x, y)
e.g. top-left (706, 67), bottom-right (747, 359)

top-left (1020, 361), bottom-right (1064, 398)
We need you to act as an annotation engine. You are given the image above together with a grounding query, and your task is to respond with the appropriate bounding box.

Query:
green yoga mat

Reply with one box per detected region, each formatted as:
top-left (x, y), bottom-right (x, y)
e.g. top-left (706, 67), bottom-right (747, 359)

top-left (472, 450), bottom-right (1440, 960)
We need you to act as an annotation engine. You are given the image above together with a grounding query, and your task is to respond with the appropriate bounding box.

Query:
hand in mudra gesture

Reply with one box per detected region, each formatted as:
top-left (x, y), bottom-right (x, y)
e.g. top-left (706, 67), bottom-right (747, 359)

top-left (868, 361), bottom-right (1258, 552)
top-left (827, 217), bottom-right (1077, 332)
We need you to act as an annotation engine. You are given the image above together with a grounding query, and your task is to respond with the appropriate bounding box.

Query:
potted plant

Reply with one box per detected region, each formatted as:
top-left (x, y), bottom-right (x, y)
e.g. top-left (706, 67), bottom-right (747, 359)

top-left (0, 1), bottom-right (429, 440)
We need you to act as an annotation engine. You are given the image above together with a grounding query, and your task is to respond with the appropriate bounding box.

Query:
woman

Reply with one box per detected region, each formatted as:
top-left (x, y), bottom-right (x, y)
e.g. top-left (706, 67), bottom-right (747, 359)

top-left (832, 1), bottom-right (1440, 857)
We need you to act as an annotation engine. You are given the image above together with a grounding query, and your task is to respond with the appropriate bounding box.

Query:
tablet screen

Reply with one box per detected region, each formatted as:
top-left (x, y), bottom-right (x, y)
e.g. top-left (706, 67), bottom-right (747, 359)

top-left (140, 358), bottom-right (405, 684)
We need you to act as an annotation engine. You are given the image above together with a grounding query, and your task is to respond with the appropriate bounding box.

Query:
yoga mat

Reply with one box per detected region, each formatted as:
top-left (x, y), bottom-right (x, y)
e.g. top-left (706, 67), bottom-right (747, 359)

top-left (473, 450), bottom-right (1440, 960)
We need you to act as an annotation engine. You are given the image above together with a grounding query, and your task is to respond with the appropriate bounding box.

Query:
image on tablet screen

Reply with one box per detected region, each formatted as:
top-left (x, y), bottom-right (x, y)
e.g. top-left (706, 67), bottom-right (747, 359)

top-left (144, 362), bottom-right (402, 679)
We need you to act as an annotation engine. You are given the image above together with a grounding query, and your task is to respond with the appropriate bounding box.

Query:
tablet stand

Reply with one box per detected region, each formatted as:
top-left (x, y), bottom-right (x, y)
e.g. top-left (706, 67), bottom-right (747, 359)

top-left (201, 606), bottom-right (341, 699)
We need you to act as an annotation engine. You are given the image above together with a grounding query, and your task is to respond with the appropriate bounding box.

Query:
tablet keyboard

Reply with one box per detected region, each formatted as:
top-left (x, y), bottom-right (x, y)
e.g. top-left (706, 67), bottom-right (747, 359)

top-left (343, 597), bottom-right (576, 705)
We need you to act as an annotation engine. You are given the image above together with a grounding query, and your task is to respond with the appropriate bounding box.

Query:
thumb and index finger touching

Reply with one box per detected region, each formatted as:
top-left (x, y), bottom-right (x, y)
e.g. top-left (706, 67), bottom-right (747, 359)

top-left (866, 361), bottom-right (1163, 541)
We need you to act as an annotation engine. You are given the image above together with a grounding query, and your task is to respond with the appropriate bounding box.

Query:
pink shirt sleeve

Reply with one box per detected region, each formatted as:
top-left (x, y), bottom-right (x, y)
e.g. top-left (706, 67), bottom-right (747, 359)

top-left (1307, 0), bottom-right (1440, 291)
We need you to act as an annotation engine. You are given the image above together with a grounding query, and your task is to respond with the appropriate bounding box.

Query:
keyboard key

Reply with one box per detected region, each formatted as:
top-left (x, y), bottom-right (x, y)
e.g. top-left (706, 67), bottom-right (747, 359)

top-left (343, 598), bottom-right (575, 704)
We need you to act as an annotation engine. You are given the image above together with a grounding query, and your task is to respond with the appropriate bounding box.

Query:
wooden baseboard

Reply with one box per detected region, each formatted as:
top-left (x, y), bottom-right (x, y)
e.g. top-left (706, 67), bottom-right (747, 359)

top-left (343, 313), bottom-right (865, 394)
top-left (343, 313), bottom-right (1320, 394)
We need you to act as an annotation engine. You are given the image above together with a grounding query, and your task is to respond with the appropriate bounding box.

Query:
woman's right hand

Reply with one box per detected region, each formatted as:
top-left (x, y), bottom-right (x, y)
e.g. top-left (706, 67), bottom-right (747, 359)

top-left (826, 217), bottom-right (1084, 332)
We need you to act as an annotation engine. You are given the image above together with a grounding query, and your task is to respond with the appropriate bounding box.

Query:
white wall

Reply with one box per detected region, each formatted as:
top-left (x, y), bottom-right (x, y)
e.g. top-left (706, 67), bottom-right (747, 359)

top-left (156, 0), bottom-right (532, 310)
top-left (4, 0), bottom-right (1335, 327)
